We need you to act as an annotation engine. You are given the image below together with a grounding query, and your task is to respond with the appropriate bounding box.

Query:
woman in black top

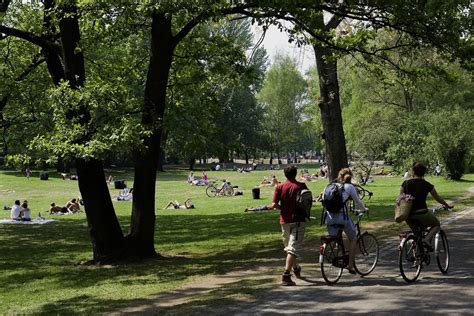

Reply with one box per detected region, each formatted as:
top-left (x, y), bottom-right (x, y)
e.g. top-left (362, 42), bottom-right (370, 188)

top-left (401, 163), bottom-right (451, 249)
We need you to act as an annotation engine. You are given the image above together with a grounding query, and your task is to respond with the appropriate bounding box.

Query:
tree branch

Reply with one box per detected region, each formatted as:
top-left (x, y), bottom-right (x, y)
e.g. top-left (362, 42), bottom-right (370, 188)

top-left (172, 11), bottom-right (210, 49)
top-left (15, 54), bottom-right (46, 81)
top-left (0, 26), bottom-right (60, 53)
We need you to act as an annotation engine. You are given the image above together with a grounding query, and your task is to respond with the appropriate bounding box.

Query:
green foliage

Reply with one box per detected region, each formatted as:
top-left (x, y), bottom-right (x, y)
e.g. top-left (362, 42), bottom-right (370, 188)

top-left (384, 108), bottom-right (473, 179)
top-left (258, 54), bottom-right (309, 157)
top-left (384, 115), bottom-right (433, 173)
top-left (427, 108), bottom-right (473, 180)
top-left (4, 153), bottom-right (32, 169)
top-left (339, 31), bottom-right (473, 180)
top-left (164, 18), bottom-right (268, 164)
top-left (28, 82), bottom-right (145, 162)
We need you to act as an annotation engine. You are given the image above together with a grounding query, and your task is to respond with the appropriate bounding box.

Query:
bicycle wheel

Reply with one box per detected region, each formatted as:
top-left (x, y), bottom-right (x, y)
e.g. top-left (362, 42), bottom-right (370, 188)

top-left (206, 186), bottom-right (218, 197)
top-left (354, 233), bottom-right (379, 276)
top-left (435, 230), bottom-right (449, 274)
top-left (223, 186), bottom-right (234, 196)
top-left (320, 239), bottom-right (344, 285)
top-left (355, 185), bottom-right (366, 200)
top-left (399, 235), bottom-right (421, 283)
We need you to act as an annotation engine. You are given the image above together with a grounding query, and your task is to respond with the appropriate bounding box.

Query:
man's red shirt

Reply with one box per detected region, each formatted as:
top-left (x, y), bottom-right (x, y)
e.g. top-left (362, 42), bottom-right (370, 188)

top-left (273, 179), bottom-right (308, 224)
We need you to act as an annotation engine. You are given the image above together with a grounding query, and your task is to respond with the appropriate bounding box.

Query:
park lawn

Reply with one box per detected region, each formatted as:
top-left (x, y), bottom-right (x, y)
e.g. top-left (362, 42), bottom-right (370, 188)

top-left (0, 168), bottom-right (473, 314)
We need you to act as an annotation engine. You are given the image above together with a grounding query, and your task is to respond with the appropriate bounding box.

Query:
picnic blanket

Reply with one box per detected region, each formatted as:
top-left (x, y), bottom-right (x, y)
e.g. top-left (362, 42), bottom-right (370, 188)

top-left (0, 218), bottom-right (57, 225)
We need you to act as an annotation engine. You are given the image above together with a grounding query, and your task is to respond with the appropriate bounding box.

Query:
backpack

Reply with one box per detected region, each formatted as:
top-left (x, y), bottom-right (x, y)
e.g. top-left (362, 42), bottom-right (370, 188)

top-left (322, 182), bottom-right (346, 213)
top-left (295, 188), bottom-right (313, 221)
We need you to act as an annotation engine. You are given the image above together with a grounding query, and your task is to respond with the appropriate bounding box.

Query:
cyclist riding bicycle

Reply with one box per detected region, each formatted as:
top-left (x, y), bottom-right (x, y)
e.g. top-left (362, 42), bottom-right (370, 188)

top-left (323, 168), bottom-right (369, 274)
top-left (400, 162), bottom-right (451, 251)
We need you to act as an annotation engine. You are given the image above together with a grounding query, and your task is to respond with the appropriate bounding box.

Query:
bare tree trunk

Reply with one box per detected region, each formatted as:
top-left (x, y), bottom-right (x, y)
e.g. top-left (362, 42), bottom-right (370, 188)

top-left (127, 11), bottom-right (175, 258)
top-left (77, 159), bottom-right (125, 261)
top-left (313, 44), bottom-right (348, 180)
top-left (57, 1), bottom-right (125, 261)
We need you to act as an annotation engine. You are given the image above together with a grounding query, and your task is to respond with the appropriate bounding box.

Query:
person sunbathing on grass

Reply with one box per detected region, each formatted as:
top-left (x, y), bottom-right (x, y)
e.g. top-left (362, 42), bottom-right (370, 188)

top-left (163, 198), bottom-right (194, 210)
top-left (244, 203), bottom-right (275, 212)
top-left (117, 188), bottom-right (133, 201)
top-left (66, 198), bottom-right (81, 213)
top-left (49, 202), bottom-right (68, 214)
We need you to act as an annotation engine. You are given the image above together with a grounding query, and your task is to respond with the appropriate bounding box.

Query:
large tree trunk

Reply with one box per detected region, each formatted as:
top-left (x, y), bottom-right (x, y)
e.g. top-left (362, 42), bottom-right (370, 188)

top-left (189, 157), bottom-right (195, 171)
top-left (313, 44), bottom-right (348, 180)
top-left (76, 159), bottom-right (125, 261)
top-left (127, 11), bottom-right (174, 258)
top-left (58, 1), bottom-right (125, 261)
top-left (157, 130), bottom-right (168, 172)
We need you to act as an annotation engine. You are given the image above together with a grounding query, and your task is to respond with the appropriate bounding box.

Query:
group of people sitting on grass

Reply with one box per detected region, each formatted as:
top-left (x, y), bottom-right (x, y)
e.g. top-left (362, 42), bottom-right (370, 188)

top-left (235, 166), bottom-right (253, 173)
top-left (5, 198), bottom-right (82, 220)
top-left (116, 188), bottom-right (134, 201)
top-left (298, 169), bottom-right (319, 182)
top-left (187, 172), bottom-right (209, 186)
top-left (49, 198), bottom-right (81, 214)
top-left (9, 200), bottom-right (32, 221)
top-left (260, 175), bottom-right (280, 187)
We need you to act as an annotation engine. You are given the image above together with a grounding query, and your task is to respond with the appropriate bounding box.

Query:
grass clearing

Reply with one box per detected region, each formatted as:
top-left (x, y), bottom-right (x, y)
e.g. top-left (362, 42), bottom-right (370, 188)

top-left (0, 168), bottom-right (473, 313)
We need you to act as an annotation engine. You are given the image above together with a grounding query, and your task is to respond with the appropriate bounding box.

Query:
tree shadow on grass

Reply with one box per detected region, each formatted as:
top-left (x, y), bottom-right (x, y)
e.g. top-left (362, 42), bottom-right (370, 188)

top-left (0, 212), bottom-right (285, 312)
top-left (1, 197), bottom-right (463, 314)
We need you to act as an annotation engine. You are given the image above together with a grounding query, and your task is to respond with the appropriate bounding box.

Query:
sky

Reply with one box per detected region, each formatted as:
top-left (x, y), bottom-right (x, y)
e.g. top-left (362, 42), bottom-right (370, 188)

top-left (252, 23), bottom-right (315, 74)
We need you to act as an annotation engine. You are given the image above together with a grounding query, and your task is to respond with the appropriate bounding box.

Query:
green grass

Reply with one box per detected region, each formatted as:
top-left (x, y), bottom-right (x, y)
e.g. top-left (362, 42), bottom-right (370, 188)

top-left (0, 167), bottom-right (473, 314)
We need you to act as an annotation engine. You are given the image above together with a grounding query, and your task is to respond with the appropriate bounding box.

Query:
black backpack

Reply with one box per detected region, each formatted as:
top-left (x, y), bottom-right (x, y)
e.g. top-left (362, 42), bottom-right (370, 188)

top-left (295, 188), bottom-right (313, 221)
top-left (322, 182), bottom-right (346, 213)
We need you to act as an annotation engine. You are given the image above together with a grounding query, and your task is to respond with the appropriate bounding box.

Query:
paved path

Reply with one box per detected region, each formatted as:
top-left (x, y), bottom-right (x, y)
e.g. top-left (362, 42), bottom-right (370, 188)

top-left (234, 207), bottom-right (474, 315)
top-left (116, 208), bottom-right (474, 315)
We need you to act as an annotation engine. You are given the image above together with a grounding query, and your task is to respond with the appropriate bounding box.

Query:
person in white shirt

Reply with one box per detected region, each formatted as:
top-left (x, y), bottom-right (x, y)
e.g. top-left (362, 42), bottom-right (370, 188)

top-left (10, 200), bottom-right (23, 220)
top-left (324, 168), bottom-right (369, 274)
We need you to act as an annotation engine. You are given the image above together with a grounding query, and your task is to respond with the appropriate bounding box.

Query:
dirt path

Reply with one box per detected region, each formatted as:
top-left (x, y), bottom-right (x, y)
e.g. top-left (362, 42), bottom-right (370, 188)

top-left (112, 188), bottom-right (474, 315)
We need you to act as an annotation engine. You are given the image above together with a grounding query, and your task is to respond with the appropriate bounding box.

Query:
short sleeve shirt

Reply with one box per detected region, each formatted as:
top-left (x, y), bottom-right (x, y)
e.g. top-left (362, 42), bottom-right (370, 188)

top-left (10, 205), bottom-right (22, 219)
top-left (273, 179), bottom-right (308, 224)
top-left (402, 178), bottom-right (434, 212)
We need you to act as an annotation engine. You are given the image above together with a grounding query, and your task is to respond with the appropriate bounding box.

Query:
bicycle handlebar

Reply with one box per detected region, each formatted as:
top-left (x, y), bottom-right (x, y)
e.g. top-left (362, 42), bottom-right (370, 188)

top-left (354, 184), bottom-right (374, 200)
top-left (352, 209), bottom-right (367, 217)
top-left (431, 205), bottom-right (454, 213)
top-left (367, 191), bottom-right (373, 200)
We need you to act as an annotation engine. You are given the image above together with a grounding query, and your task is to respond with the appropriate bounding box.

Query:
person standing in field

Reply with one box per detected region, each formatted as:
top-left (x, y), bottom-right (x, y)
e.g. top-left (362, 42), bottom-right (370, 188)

top-left (268, 165), bottom-right (308, 286)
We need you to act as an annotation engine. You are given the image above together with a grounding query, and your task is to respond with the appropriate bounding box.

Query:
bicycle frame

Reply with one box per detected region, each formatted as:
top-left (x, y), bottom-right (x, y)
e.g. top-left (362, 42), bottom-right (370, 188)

top-left (206, 180), bottom-right (234, 197)
top-left (398, 206), bottom-right (452, 282)
top-left (319, 208), bottom-right (379, 284)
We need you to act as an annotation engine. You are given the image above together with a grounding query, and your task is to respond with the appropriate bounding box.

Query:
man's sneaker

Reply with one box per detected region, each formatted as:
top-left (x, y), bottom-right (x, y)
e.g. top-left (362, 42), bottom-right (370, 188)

top-left (292, 265), bottom-right (302, 279)
top-left (281, 274), bottom-right (296, 286)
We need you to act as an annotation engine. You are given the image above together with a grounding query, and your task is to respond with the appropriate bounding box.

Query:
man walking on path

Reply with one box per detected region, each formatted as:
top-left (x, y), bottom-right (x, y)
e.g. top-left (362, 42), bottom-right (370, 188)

top-left (268, 165), bottom-right (308, 286)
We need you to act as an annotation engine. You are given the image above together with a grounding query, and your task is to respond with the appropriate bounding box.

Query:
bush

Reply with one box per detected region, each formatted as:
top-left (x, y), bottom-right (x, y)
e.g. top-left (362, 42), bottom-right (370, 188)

top-left (385, 115), bottom-right (433, 173)
top-left (427, 108), bottom-right (473, 180)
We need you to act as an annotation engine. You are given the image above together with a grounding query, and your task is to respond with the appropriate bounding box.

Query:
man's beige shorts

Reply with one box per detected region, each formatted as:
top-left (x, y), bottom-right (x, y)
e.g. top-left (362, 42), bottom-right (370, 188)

top-left (281, 222), bottom-right (305, 257)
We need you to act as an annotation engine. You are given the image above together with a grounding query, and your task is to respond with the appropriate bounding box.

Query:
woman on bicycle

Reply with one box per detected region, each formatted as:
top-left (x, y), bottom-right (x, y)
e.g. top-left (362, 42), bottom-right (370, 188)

top-left (401, 162), bottom-right (451, 250)
top-left (325, 168), bottom-right (369, 274)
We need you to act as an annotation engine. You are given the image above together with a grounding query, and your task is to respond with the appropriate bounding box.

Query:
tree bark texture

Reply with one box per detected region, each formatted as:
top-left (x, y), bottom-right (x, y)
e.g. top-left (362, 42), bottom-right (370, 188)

top-left (55, 1), bottom-right (125, 261)
top-left (127, 11), bottom-right (174, 257)
top-left (76, 159), bottom-right (125, 261)
top-left (313, 44), bottom-right (348, 180)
